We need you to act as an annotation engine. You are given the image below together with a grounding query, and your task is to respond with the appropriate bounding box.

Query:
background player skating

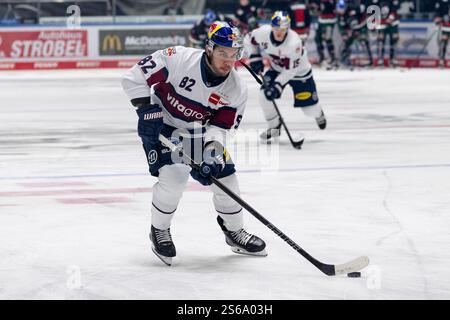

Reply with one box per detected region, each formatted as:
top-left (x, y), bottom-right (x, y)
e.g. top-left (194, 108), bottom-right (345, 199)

top-left (246, 11), bottom-right (327, 141)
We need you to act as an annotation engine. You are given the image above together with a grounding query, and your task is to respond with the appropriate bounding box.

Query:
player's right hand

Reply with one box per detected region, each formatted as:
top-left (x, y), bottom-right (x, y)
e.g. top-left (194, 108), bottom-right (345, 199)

top-left (191, 161), bottom-right (223, 186)
top-left (136, 104), bottom-right (164, 145)
top-left (190, 141), bottom-right (225, 186)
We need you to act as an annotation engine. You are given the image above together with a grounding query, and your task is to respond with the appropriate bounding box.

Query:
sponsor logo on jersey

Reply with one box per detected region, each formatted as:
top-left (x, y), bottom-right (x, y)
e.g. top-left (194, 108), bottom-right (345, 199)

top-left (209, 93), bottom-right (231, 106)
top-left (218, 99), bottom-right (230, 106)
top-left (217, 91), bottom-right (231, 106)
top-left (269, 54), bottom-right (290, 69)
top-left (208, 93), bottom-right (220, 105)
top-left (167, 92), bottom-right (211, 120)
top-left (162, 47), bottom-right (176, 56)
top-left (295, 92), bottom-right (312, 100)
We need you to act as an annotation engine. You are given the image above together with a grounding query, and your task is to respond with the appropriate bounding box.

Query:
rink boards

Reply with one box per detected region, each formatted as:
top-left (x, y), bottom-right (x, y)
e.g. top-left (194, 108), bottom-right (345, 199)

top-left (0, 20), bottom-right (448, 71)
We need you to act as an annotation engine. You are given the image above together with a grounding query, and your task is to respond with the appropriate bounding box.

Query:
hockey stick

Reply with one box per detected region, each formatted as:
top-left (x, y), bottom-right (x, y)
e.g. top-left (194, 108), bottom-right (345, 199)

top-left (159, 134), bottom-right (370, 276)
top-left (239, 60), bottom-right (305, 149)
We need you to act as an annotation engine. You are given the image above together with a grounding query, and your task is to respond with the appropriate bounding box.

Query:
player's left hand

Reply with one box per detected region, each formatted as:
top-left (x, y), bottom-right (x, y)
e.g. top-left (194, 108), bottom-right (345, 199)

top-left (136, 103), bottom-right (164, 145)
top-left (263, 82), bottom-right (282, 100)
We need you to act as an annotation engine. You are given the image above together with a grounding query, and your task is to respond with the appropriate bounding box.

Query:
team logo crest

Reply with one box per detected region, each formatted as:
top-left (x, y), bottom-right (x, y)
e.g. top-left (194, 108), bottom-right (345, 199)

top-left (148, 150), bottom-right (158, 165)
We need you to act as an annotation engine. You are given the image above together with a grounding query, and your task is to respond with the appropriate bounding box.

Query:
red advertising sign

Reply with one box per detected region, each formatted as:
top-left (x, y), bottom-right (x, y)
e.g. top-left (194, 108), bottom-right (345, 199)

top-left (0, 59), bottom-right (138, 70)
top-left (0, 30), bottom-right (87, 59)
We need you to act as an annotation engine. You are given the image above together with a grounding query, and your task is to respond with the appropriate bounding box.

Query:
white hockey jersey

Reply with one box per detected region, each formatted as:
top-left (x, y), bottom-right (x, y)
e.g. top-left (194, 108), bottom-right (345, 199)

top-left (121, 46), bottom-right (247, 146)
top-left (246, 24), bottom-right (312, 85)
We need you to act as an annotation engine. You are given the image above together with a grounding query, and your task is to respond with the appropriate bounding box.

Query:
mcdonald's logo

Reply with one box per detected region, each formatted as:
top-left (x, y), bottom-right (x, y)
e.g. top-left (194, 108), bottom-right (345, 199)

top-left (102, 35), bottom-right (122, 51)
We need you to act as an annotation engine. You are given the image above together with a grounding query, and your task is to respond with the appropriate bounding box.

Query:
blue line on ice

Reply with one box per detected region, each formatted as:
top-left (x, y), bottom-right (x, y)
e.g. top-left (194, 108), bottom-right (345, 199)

top-left (1, 163), bottom-right (449, 180)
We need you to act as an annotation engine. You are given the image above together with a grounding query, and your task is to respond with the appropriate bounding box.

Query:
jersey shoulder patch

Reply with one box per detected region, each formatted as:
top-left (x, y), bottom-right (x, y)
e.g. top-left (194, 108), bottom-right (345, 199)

top-left (162, 47), bottom-right (177, 57)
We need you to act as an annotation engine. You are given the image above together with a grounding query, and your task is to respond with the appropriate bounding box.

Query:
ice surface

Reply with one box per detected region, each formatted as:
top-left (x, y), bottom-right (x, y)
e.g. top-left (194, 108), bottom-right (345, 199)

top-left (1, 67), bottom-right (450, 299)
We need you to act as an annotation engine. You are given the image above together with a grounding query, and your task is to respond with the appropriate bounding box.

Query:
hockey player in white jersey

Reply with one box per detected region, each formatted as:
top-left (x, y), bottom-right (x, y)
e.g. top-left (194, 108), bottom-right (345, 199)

top-left (121, 21), bottom-right (267, 266)
top-left (246, 11), bottom-right (327, 141)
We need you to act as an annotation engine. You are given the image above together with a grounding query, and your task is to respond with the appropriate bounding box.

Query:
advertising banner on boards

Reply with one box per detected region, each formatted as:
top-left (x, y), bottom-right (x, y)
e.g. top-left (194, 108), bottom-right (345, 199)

top-left (99, 29), bottom-right (190, 56)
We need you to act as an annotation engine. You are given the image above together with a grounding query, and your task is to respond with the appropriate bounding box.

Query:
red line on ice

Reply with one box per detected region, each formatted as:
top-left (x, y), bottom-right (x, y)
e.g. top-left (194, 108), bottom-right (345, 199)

top-left (0, 187), bottom-right (153, 197)
top-left (0, 183), bottom-right (209, 197)
top-left (18, 181), bottom-right (92, 188)
top-left (56, 197), bottom-right (134, 204)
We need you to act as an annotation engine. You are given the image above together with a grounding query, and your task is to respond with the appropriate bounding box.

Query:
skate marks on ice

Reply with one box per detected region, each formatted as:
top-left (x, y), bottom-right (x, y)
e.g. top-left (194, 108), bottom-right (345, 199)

top-left (376, 171), bottom-right (430, 298)
top-left (1, 69), bottom-right (450, 298)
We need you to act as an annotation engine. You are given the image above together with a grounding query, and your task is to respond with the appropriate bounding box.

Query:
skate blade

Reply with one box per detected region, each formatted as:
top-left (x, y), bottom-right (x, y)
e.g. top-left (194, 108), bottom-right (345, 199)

top-left (151, 246), bottom-right (173, 266)
top-left (230, 247), bottom-right (268, 257)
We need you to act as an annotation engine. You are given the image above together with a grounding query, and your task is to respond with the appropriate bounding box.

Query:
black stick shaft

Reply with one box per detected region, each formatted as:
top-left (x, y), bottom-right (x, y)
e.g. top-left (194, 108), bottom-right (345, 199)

top-left (210, 176), bottom-right (333, 275)
top-left (239, 61), bottom-right (304, 149)
top-left (159, 135), bottom-right (333, 275)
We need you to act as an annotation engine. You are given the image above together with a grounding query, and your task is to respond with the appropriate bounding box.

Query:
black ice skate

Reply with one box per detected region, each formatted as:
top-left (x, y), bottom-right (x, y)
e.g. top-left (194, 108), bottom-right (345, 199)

top-left (150, 225), bottom-right (176, 266)
top-left (315, 110), bottom-right (327, 130)
top-left (260, 123), bottom-right (281, 141)
top-left (217, 216), bottom-right (267, 256)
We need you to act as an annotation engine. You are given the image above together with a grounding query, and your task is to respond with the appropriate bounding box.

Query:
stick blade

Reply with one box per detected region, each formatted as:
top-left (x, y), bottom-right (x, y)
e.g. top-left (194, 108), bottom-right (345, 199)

top-left (334, 256), bottom-right (370, 275)
top-left (292, 138), bottom-right (305, 149)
